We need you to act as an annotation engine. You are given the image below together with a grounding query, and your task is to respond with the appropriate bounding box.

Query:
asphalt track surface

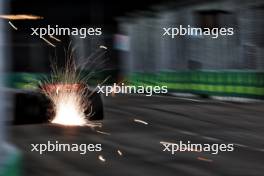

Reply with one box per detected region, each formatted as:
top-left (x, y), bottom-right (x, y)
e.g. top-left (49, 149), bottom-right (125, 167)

top-left (9, 94), bottom-right (264, 176)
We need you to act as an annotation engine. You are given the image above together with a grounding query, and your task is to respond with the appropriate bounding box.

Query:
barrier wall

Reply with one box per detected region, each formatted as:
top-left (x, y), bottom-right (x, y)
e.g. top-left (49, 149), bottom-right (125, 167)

top-left (4, 70), bottom-right (264, 99)
top-left (128, 70), bottom-right (264, 99)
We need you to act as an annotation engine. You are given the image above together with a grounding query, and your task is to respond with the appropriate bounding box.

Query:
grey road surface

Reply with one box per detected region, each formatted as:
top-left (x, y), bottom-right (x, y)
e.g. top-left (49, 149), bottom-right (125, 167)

top-left (9, 94), bottom-right (264, 176)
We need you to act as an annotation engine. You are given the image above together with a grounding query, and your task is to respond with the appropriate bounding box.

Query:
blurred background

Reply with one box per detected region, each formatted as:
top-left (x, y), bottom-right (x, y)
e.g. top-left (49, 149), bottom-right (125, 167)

top-left (2, 0), bottom-right (264, 99)
top-left (0, 0), bottom-right (264, 175)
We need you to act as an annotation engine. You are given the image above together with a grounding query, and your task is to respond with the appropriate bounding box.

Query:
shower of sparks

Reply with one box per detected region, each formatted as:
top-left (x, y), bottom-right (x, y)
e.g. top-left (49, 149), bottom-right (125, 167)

top-left (8, 21), bottom-right (17, 30)
top-left (0, 14), bottom-right (43, 20)
top-left (98, 155), bottom-right (106, 162)
top-left (134, 118), bottom-right (148, 125)
top-left (40, 46), bottom-right (105, 127)
top-left (99, 45), bottom-right (107, 50)
top-left (49, 91), bottom-right (88, 126)
top-left (41, 83), bottom-right (100, 127)
top-left (49, 35), bottom-right (61, 42)
top-left (117, 150), bottom-right (123, 156)
top-left (40, 36), bottom-right (56, 47)
top-left (96, 130), bottom-right (111, 136)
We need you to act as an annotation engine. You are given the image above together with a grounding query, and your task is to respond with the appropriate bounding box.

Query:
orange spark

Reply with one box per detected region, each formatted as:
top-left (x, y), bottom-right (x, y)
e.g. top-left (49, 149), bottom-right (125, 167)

top-left (197, 157), bottom-right (213, 162)
top-left (49, 35), bottom-right (61, 42)
top-left (117, 150), bottom-right (123, 156)
top-left (96, 130), bottom-right (111, 136)
top-left (0, 14), bottom-right (43, 20)
top-left (8, 21), bottom-right (17, 30)
top-left (99, 45), bottom-right (107, 50)
top-left (134, 118), bottom-right (148, 125)
top-left (40, 36), bottom-right (56, 47)
top-left (98, 155), bottom-right (106, 162)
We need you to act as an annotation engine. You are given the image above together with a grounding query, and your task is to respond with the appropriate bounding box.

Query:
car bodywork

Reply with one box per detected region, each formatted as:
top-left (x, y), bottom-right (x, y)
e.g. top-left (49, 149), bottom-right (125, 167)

top-left (12, 85), bottom-right (104, 125)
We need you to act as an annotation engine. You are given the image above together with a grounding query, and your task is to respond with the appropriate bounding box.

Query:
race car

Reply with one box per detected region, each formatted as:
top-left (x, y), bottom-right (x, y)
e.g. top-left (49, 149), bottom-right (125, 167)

top-left (11, 83), bottom-right (104, 125)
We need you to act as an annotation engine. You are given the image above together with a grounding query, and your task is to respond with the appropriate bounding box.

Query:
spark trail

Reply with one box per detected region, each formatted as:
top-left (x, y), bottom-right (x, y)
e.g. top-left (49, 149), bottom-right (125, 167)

top-left (40, 45), bottom-right (107, 127)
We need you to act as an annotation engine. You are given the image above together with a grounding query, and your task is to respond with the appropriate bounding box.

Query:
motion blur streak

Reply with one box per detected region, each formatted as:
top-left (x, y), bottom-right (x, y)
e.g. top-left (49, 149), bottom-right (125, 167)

top-left (0, 14), bottom-right (43, 20)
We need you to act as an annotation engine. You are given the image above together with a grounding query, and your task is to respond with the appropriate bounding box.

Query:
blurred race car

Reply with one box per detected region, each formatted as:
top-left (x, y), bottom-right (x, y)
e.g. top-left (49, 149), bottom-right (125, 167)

top-left (11, 83), bottom-right (104, 125)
